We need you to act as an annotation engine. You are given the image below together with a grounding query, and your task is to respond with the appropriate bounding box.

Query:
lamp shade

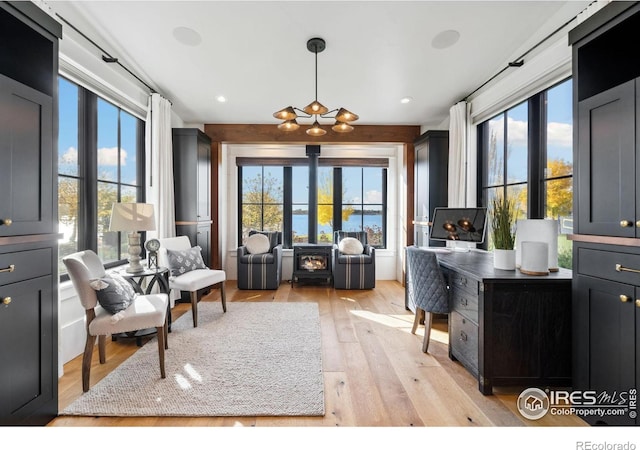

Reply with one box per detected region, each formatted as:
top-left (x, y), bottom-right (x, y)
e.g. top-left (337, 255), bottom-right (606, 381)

top-left (273, 106), bottom-right (297, 121)
top-left (303, 100), bottom-right (329, 116)
top-left (335, 107), bottom-right (359, 123)
top-left (332, 121), bottom-right (354, 133)
top-left (109, 203), bottom-right (156, 232)
top-left (306, 121), bottom-right (327, 136)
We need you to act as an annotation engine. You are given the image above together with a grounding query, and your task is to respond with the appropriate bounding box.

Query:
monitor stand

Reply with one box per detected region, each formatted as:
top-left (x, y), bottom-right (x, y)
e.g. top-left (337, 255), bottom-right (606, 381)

top-left (449, 241), bottom-right (472, 253)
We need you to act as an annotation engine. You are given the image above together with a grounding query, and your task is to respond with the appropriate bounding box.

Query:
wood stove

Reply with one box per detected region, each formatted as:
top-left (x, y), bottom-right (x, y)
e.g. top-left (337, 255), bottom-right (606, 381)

top-left (292, 244), bottom-right (333, 286)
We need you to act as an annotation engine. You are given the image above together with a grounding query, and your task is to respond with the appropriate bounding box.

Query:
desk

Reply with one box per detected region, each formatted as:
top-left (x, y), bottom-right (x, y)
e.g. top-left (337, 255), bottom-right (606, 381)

top-left (113, 267), bottom-right (171, 345)
top-left (434, 249), bottom-right (572, 395)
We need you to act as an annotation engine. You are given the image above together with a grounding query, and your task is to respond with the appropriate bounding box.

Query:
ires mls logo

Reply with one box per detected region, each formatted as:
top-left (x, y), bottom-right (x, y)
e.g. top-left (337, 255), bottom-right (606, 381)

top-left (517, 387), bottom-right (638, 421)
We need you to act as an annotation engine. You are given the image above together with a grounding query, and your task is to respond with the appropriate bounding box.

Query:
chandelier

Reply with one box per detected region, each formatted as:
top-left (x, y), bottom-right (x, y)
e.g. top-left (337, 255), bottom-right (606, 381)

top-left (273, 37), bottom-right (359, 136)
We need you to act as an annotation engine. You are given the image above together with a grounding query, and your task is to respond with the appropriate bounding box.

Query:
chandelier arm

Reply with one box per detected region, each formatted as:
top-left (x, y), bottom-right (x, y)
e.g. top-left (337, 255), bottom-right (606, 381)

top-left (320, 108), bottom-right (340, 119)
top-left (292, 107), bottom-right (312, 118)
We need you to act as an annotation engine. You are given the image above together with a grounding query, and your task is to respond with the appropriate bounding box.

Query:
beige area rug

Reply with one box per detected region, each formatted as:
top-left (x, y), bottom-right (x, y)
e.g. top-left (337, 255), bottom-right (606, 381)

top-left (61, 302), bottom-right (324, 417)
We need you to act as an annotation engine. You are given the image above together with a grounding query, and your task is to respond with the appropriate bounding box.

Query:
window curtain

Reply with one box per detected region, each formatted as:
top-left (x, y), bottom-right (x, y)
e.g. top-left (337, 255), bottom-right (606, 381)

top-left (145, 93), bottom-right (175, 239)
top-left (448, 101), bottom-right (468, 207)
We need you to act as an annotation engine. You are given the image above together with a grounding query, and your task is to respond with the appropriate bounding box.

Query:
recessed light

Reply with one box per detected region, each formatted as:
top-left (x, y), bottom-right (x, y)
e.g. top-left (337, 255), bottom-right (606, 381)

top-left (400, 97), bottom-right (413, 104)
top-left (216, 96), bottom-right (227, 103)
top-left (431, 29), bottom-right (460, 50)
top-left (172, 26), bottom-right (202, 47)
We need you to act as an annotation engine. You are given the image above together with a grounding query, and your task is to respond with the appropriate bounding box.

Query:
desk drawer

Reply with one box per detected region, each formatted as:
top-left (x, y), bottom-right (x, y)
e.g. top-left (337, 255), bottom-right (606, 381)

top-left (450, 310), bottom-right (478, 374)
top-left (0, 248), bottom-right (52, 285)
top-left (449, 270), bottom-right (478, 296)
top-left (451, 286), bottom-right (478, 323)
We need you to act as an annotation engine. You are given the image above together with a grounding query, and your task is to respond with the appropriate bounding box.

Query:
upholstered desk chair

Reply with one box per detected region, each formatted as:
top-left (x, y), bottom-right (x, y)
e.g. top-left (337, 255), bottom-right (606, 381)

top-left (405, 246), bottom-right (449, 353)
top-left (332, 230), bottom-right (376, 289)
top-left (237, 230), bottom-right (283, 290)
top-left (158, 236), bottom-right (226, 327)
top-left (63, 250), bottom-right (169, 392)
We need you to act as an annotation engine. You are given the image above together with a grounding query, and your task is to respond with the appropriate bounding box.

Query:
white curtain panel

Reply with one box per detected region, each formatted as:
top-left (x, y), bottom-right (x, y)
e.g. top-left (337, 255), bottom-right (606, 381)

top-left (145, 93), bottom-right (175, 240)
top-left (448, 101), bottom-right (468, 207)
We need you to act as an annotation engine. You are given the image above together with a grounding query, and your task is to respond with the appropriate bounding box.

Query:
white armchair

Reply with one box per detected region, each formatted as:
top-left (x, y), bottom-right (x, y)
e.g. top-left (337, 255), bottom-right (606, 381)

top-left (158, 236), bottom-right (226, 327)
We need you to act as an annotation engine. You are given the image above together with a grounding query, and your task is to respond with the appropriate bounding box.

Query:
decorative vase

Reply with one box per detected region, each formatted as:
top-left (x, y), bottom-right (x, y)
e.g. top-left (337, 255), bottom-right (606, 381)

top-left (494, 249), bottom-right (516, 270)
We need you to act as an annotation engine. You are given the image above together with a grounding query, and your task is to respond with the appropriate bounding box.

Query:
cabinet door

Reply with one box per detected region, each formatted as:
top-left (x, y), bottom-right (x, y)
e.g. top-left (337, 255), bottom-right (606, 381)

top-left (196, 223), bottom-right (211, 267)
top-left (196, 138), bottom-right (211, 222)
top-left (0, 275), bottom-right (56, 425)
top-left (577, 80), bottom-right (636, 237)
top-left (574, 275), bottom-right (635, 425)
top-left (0, 74), bottom-right (53, 236)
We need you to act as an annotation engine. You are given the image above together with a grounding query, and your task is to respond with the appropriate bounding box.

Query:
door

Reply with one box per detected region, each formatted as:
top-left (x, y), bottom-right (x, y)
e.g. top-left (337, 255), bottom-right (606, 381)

top-left (577, 80), bottom-right (636, 237)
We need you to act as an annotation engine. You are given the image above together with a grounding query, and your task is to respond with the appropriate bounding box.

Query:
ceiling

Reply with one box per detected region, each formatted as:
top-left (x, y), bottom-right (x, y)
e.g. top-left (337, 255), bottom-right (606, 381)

top-left (46, 1), bottom-right (591, 128)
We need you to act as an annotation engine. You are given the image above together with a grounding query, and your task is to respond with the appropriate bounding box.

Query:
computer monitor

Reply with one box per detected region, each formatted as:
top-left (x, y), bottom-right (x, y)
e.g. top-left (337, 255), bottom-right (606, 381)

top-left (429, 207), bottom-right (487, 244)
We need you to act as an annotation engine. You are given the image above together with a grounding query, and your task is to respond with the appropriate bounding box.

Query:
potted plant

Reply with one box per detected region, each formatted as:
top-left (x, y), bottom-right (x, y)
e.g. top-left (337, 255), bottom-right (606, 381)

top-left (490, 194), bottom-right (517, 270)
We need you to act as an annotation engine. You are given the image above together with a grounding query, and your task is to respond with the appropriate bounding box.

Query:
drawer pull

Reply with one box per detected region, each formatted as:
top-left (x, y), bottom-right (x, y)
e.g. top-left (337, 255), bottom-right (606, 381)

top-left (2, 296), bottom-right (10, 306)
top-left (620, 294), bottom-right (631, 303)
top-left (0, 264), bottom-right (15, 273)
top-left (615, 264), bottom-right (640, 275)
top-left (0, 218), bottom-right (12, 226)
top-left (460, 330), bottom-right (468, 342)
top-left (620, 220), bottom-right (632, 228)
top-left (636, 299), bottom-right (640, 308)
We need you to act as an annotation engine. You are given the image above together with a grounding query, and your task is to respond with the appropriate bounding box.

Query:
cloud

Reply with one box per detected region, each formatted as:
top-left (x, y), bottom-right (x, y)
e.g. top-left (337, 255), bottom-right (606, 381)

top-left (365, 190), bottom-right (382, 203)
top-left (98, 147), bottom-right (128, 166)
top-left (60, 146), bottom-right (77, 165)
top-left (547, 122), bottom-right (572, 148)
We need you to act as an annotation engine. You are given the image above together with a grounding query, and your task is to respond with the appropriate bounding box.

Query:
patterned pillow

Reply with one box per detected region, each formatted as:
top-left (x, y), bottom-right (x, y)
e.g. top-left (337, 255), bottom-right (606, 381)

top-left (166, 245), bottom-right (207, 277)
top-left (89, 273), bottom-right (136, 314)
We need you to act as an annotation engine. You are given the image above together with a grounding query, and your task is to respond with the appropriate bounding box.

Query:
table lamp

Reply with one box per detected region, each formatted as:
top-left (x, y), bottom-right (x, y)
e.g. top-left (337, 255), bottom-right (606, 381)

top-left (109, 203), bottom-right (156, 273)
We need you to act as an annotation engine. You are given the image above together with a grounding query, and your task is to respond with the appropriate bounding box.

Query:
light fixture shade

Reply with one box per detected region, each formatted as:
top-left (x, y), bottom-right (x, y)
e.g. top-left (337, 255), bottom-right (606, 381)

top-left (303, 100), bottom-right (329, 116)
top-left (335, 107), bottom-right (359, 123)
top-left (332, 121), bottom-right (354, 133)
top-left (109, 203), bottom-right (156, 232)
top-left (306, 121), bottom-right (327, 136)
top-left (278, 119), bottom-right (300, 131)
top-left (273, 106), bottom-right (297, 121)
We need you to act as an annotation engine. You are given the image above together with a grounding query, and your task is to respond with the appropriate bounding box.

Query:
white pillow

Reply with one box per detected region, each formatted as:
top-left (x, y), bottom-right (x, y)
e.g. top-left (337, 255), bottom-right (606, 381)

top-left (245, 233), bottom-right (270, 254)
top-left (339, 237), bottom-right (364, 255)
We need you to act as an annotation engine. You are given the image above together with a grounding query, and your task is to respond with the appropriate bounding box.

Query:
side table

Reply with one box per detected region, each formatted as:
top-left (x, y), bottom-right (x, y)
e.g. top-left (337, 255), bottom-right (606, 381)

top-left (113, 266), bottom-right (172, 346)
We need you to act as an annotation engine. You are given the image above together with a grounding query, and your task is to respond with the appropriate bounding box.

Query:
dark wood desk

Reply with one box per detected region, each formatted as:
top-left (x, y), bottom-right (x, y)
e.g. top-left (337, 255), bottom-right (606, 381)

top-left (434, 249), bottom-right (572, 395)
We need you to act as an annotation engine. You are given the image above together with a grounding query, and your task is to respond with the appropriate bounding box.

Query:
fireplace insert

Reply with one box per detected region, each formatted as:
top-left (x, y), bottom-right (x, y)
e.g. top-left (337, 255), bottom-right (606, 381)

top-left (292, 244), bottom-right (332, 286)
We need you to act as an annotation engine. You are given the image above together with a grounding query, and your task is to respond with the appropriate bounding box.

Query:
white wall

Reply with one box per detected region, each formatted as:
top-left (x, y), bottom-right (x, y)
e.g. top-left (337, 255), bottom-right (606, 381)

top-left (222, 144), bottom-right (404, 283)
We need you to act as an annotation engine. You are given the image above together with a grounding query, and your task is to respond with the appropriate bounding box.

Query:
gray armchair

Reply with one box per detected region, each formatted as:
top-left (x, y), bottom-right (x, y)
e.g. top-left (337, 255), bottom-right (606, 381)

top-left (237, 230), bottom-right (283, 289)
top-left (332, 230), bottom-right (376, 289)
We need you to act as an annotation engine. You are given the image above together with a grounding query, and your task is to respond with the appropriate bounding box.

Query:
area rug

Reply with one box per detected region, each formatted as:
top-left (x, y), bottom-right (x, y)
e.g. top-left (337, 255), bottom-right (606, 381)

top-left (61, 302), bottom-right (324, 417)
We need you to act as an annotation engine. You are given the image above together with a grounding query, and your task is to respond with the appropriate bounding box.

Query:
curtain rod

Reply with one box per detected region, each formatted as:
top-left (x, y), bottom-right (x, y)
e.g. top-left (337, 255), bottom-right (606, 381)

top-left (55, 12), bottom-right (171, 104)
top-left (459, 3), bottom-right (593, 103)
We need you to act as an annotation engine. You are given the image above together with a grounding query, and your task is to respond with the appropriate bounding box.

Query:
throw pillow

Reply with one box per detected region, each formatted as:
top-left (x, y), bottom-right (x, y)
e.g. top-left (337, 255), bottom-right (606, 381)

top-left (245, 233), bottom-right (270, 254)
top-left (89, 273), bottom-right (136, 315)
top-left (339, 237), bottom-right (364, 255)
top-left (166, 246), bottom-right (208, 277)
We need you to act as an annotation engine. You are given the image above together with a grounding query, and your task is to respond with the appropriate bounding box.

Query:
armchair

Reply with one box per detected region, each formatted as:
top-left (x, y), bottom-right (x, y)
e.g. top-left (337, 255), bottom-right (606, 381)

top-left (332, 230), bottom-right (376, 289)
top-left (63, 250), bottom-right (169, 392)
top-left (237, 230), bottom-right (283, 290)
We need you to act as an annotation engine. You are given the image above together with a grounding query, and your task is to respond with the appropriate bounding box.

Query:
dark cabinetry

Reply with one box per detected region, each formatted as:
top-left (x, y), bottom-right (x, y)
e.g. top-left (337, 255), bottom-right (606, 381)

top-left (0, 1), bottom-right (61, 425)
top-left (570, 1), bottom-right (640, 425)
top-left (414, 131), bottom-right (448, 247)
top-left (172, 128), bottom-right (212, 266)
top-left (438, 251), bottom-right (572, 395)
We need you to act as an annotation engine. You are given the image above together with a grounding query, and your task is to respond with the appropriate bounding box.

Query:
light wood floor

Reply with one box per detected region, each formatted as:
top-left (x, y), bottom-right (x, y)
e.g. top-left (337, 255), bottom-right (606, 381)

top-left (48, 280), bottom-right (587, 428)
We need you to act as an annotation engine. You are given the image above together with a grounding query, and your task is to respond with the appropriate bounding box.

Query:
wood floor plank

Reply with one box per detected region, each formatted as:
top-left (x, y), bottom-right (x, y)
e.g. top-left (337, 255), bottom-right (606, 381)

top-left (48, 280), bottom-right (588, 428)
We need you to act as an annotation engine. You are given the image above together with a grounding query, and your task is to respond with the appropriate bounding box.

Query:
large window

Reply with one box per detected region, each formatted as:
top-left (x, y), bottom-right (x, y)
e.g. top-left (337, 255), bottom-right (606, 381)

top-left (479, 78), bottom-right (573, 267)
top-left (57, 76), bottom-right (145, 277)
top-left (238, 158), bottom-right (387, 248)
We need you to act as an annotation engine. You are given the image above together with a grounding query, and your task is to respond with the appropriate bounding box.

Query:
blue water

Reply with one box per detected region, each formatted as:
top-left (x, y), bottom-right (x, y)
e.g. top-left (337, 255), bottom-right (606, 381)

top-left (292, 213), bottom-right (382, 235)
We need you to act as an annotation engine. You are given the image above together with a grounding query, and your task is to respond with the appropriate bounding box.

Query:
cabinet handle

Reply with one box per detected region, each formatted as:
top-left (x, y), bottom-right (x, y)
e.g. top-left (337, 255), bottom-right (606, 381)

top-left (0, 264), bottom-right (15, 273)
top-left (636, 299), bottom-right (640, 308)
top-left (0, 218), bottom-right (12, 226)
top-left (620, 220), bottom-right (632, 227)
top-left (615, 264), bottom-right (640, 275)
top-left (620, 294), bottom-right (631, 303)
top-left (459, 330), bottom-right (468, 342)
top-left (2, 296), bottom-right (11, 306)
top-left (636, 221), bottom-right (640, 228)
